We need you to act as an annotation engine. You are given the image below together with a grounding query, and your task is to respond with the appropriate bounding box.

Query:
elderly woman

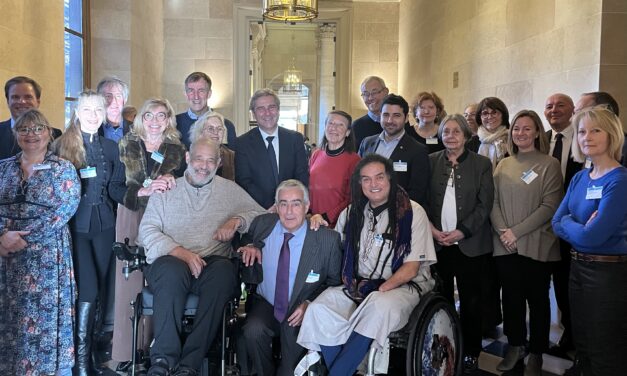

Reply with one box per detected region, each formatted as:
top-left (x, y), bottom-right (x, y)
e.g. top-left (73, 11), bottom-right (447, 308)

top-left (298, 154), bottom-right (436, 376)
top-left (112, 98), bottom-right (186, 364)
top-left (491, 110), bottom-right (563, 375)
top-left (188, 111), bottom-right (235, 180)
top-left (475, 97), bottom-right (510, 169)
top-left (53, 91), bottom-right (127, 375)
top-left (552, 107), bottom-right (627, 376)
top-left (0, 110), bottom-right (81, 376)
top-left (309, 111), bottom-right (361, 228)
top-left (427, 114), bottom-right (494, 373)
top-left (407, 91), bottom-right (447, 154)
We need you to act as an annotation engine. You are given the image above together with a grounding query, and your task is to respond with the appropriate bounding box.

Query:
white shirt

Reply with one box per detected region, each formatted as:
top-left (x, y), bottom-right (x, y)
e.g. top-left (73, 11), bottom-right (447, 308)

top-left (549, 124), bottom-right (574, 181)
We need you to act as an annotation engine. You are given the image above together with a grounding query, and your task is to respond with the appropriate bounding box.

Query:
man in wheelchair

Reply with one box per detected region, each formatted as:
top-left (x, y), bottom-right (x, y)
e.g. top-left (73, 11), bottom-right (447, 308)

top-left (137, 138), bottom-right (264, 376)
top-left (296, 154), bottom-right (437, 376)
top-left (238, 179), bottom-right (342, 376)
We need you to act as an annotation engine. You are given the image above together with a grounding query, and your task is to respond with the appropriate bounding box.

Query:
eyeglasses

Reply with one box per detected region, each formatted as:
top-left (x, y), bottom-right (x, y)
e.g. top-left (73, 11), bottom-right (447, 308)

top-left (142, 112), bottom-right (168, 122)
top-left (202, 126), bottom-right (225, 134)
top-left (360, 88), bottom-right (385, 98)
top-left (480, 110), bottom-right (499, 118)
top-left (16, 125), bottom-right (46, 136)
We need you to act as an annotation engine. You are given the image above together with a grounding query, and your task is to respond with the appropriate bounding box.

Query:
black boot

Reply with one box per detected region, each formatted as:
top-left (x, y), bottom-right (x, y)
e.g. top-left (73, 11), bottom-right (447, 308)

top-left (74, 302), bottom-right (95, 376)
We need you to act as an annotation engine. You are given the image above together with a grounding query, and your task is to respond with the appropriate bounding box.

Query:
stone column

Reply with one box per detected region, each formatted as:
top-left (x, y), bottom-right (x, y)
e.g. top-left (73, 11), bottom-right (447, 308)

top-left (317, 24), bottom-right (336, 143)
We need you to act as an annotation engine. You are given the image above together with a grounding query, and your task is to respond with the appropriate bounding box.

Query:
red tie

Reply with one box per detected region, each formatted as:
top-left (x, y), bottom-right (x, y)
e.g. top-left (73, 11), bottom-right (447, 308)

top-left (274, 232), bottom-right (294, 322)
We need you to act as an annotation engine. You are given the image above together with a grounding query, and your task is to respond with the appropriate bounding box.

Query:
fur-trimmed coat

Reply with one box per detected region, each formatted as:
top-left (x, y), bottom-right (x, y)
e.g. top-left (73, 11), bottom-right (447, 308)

top-left (119, 133), bottom-right (186, 211)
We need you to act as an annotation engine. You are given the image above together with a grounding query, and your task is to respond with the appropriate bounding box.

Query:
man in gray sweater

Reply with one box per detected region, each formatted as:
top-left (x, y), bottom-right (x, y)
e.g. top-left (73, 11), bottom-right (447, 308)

top-left (138, 138), bottom-right (264, 376)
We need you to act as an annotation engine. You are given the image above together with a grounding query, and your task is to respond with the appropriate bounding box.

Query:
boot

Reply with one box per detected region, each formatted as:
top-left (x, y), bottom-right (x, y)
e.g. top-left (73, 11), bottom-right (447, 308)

top-left (496, 344), bottom-right (526, 371)
top-left (73, 302), bottom-right (95, 376)
top-left (524, 353), bottom-right (543, 376)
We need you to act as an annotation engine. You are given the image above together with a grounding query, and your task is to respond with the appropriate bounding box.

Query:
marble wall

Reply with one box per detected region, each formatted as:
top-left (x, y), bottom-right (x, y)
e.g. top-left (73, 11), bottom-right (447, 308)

top-left (350, 1), bottom-right (400, 118)
top-left (398, 0), bottom-right (607, 129)
top-left (0, 0), bottom-right (65, 128)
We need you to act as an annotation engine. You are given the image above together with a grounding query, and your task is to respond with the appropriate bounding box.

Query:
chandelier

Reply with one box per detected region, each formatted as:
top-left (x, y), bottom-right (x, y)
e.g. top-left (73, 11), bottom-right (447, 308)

top-left (283, 58), bottom-right (302, 93)
top-left (263, 0), bottom-right (318, 22)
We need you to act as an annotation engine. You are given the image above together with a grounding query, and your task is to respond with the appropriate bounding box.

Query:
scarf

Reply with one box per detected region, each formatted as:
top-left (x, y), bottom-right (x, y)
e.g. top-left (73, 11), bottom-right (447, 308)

top-left (477, 125), bottom-right (508, 168)
top-left (341, 187), bottom-right (414, 303)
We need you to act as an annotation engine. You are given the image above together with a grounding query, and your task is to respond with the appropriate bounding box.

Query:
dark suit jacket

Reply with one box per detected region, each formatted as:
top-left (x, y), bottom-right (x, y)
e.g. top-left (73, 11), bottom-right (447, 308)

top-left (358, 132), bottom-right (430, 207)
top-left (70, 135), bottom-right (127, 233)
top-left (0, 119), bottom-right (62, 160)
top-left (242, 213), bottom-right (342, 316)
top-left (97, 118), bottom-right (132, 140)
top-left (428, 149), bottom-right (494, 257)
top-left (235, 127), bottom-right (309, 209)
top-left (546, 130), bottom-right (583, 189)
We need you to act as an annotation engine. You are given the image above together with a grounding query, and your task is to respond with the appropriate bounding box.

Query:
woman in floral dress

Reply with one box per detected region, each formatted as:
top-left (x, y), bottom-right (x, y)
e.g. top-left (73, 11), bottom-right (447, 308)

top-left (0, 109), bottom-right (81, 375)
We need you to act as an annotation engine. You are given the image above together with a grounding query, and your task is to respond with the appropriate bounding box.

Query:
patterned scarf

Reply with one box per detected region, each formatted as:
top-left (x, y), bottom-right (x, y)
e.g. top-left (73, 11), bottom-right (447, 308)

top-left (341, 187), bottom-right (413, 302)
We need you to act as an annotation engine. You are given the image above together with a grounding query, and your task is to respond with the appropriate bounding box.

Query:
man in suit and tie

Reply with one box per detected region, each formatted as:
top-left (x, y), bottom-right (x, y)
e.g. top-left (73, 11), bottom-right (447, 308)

top-left (544, 93), bottom-right (580, 357)
top-left (238, 179), bottom-right (342, 376)
top-left (358, 94), bottom-right (430, 208)
top-left (96, 76), bottom-right (132, 143)
top-left (0, 76), bottom-right (61, 159)
top-left (175, 72), bottom-right (236, 149)
top-left (235, 89), bottom-right (309, 209)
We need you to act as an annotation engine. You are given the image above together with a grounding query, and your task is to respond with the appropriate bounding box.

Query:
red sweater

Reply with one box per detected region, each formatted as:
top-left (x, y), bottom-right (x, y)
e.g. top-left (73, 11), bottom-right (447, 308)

top-left (308, 149), bottom-right (360, 228)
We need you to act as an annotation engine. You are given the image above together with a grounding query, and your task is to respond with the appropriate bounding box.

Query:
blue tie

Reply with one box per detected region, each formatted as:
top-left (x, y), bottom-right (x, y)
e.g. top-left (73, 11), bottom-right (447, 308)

top-left (266, 136), bottom-right (279, 185)
top-left (274, 232), bottom-right (294, 322)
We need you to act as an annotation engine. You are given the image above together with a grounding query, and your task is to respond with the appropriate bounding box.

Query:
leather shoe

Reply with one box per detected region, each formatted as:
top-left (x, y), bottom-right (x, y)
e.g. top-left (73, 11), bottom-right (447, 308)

top-left (171, 365), bottom-right (199, 376)
top-left (147, 357), bottom-right (170, 376)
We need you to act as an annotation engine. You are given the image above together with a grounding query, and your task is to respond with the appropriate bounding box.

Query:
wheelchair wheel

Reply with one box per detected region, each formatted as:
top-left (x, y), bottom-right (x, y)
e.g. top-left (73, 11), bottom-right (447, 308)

top-left (406, 294), bottom-right (463, 376)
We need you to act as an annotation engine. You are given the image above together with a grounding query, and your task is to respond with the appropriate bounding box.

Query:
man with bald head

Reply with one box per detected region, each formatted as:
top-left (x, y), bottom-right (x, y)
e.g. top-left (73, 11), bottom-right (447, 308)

top-left (544, 93), bottom-right (581, 357)
top-left (352, 76), bottom-right (389, 149)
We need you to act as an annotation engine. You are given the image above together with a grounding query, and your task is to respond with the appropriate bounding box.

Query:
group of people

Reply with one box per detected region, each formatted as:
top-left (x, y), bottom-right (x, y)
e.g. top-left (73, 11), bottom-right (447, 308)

top-left (0, 71), bottom-right (625, 376)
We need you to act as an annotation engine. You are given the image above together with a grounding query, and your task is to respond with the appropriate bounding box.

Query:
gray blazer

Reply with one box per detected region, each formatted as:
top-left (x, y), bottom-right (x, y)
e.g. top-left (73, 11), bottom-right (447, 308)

top-left (242, 213), bottom-right (342, 315)
top-left (428, 149), bottom-right (494, 257)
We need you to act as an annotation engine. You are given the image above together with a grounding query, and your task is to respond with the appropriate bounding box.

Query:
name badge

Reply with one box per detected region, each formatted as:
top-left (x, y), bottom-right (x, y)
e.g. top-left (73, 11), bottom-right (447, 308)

top-left (584, 158), bottom-right (592, 169)
top-left (142, 178), bottom-right (152, 188)
top-left (151, 151), bottom-right (164, 164)
top-left (33, 163), bottom-right (51, 171)
top-left (305, 270), bottom-right (320, 283)
top-left (426, 137), bottom-right (439, 145)
top-left (586, 185), bottom-right (603, 200)
top-left (393, 161), bottom-right (408, 172)
top-left (79, 166), bottom-right (97, 179)
top-left (521, 169), bottom-right (538, 184)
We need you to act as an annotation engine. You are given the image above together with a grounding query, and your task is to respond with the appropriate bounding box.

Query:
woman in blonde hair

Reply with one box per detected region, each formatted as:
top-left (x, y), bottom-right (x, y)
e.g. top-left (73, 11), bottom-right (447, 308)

top-left (53, 90), bottom-right (127, 375)
top-left (188, 111), bottom-right (235, 180)
top-left (112, 98), bottom-right (186, 366)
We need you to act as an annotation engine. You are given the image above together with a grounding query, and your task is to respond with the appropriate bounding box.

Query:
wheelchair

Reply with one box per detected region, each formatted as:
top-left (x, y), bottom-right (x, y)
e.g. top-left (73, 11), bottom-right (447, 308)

top-left (365, 289), bottom-right (463, 376)
top-left (113, 239), bottom-right (242, 376)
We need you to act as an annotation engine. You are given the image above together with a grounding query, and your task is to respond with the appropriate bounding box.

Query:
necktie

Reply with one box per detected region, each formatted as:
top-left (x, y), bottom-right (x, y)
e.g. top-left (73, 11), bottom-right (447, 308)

top-left (266, 136), bottom-right (279, 185)
top-left (274, 232), bottom-right (294, 322)
top-left (552, 133), bottom-right (563, 162)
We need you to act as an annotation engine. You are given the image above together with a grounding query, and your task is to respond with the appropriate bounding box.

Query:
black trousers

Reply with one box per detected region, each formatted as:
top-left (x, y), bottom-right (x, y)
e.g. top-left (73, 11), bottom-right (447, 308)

top-left (241, 294), bottom-right (305, 376)
top-left (551, 238), bottom-right (572, 344)
top-left (496, 254), bottom-right (551, 354)
top-left (569, 258), bottom-right (627, 376)
top-left (72, 227), bottom-right (116, 303)
top-left (434, 245), bottom-right (487, 357)
top-left (145, 255), bottom-right (238, 370)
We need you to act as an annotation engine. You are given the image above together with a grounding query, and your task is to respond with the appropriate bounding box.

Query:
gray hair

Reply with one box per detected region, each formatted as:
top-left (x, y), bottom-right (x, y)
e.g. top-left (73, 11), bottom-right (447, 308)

top-left (438, 114), bottom-right (473, 141)
top-left (189, 111), bottom-right (226, 145)
top-left (189, 137), bottom-right (221, 160)
top-left (249, 88), bottom-right (280, 112)
top-left (360, 76), bottom-right (386, 90)
top-left (275, 179), bottom-right (309, 205)
top-left (96, 76), bottom-right (129, 102)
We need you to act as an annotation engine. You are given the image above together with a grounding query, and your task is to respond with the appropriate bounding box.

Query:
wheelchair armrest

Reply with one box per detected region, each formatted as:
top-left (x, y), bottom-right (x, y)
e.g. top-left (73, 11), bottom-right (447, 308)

top-left (112, 239), bottom-right (148, 278)
top-left (238, 257), bottom-right (263, 285)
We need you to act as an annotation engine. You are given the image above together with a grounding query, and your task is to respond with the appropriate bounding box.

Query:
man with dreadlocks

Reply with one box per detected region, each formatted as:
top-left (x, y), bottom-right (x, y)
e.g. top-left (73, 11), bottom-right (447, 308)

top-left (296, 154), bottom-right (437, 376)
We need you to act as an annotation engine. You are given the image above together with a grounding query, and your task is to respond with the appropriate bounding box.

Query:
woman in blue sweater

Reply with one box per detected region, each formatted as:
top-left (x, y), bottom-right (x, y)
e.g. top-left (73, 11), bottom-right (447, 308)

top-left (552, 106), bottom-right (627, 376)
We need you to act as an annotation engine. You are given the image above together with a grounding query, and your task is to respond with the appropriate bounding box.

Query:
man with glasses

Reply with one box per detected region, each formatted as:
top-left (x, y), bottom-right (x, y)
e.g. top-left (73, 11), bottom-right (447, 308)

top-left (176, 72), bottom-right (236, 150)
top-left (352, 76), bottom-right (389, 149)
top-left (1, 76), bottom-right (61, 159)
top-left (235, 89), bottom-right (309, 209)
top-left (96, 76), bottom-right (132, 143)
